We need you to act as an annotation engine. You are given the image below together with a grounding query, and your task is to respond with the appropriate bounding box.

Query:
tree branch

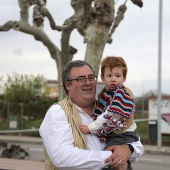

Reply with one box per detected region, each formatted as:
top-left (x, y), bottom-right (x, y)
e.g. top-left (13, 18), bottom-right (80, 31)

top-left (0, 21), bottom-right (14, 31)
top-left (40, 8), bottom-right (75, 31)
top-left (108, 3), bottom-right (127, 43)
top-left (18, 0), bottom-right (30, 22)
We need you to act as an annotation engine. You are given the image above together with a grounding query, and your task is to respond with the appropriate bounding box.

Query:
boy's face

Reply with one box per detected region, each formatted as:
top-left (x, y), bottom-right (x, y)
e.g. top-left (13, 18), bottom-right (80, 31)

top-left (101, 67), bottom-right (126, 90)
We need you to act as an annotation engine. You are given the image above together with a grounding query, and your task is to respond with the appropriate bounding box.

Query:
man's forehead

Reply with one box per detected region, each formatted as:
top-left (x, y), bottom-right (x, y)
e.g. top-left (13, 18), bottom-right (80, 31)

top-left (70, 65), bottom-right (93, 76)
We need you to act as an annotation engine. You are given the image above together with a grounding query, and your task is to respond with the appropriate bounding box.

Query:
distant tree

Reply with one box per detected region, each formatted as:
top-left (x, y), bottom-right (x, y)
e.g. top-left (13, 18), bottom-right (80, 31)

top-left (135, 96), bottom-right (148, 112)
top-left (4, 73), bottom-right (46, 103)
top-left (0, 0), bottom-right (143, 100)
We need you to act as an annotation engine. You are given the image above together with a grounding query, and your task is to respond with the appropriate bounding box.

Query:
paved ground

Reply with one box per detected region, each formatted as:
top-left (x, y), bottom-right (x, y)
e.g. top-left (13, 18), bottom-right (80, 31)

top-left (0, 158), bottom-right (44, 170)
top-left (0, 135), bottom-right (170, 170)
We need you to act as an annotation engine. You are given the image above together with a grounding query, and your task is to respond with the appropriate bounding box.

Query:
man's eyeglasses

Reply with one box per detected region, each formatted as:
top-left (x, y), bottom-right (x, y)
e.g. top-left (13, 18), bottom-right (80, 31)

top-left (66, 75), bottom-right (97, 84)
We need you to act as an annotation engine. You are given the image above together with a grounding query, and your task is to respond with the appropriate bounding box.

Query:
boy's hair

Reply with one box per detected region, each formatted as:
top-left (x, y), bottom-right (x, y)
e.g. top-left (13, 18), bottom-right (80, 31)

top-left (101, 56), bottom-right (127, 77)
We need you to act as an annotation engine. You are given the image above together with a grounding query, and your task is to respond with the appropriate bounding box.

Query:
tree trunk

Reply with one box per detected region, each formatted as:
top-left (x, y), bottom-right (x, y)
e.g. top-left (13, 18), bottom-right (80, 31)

top-left (85, 0), bottom-right (114, 77)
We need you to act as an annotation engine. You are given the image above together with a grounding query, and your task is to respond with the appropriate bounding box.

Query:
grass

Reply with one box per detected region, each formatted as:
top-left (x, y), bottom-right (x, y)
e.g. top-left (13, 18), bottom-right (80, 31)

top-left (135, 113), bottom-right (149, 144)
top-left (25, 118), bottom-right (43, 129)
top-left (135, 113), bottom-right (170, 145)
top-left (0, 118), bottom-right (43, 137)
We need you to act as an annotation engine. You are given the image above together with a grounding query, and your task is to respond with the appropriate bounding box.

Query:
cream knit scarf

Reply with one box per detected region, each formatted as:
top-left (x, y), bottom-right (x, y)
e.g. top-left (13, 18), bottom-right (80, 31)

top-left (44, 97), bottom-right (87, 170)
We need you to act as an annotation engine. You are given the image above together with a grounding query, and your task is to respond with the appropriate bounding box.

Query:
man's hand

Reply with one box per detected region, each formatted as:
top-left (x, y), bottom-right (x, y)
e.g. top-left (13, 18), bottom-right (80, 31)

top-left (105, 144), bottom-right (131, 169)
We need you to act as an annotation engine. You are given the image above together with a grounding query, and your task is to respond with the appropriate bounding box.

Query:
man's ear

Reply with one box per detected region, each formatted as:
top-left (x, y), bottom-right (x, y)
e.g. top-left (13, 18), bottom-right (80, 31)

top-left (64, 81), bottom-right (71, 91)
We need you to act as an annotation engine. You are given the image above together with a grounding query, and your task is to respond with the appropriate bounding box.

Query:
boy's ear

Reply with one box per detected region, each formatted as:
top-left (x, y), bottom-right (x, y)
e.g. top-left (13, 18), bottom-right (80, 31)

top-left (100, 74), bottom-right (104, 81)
top-left (123, 76), bottom-right (127, 82)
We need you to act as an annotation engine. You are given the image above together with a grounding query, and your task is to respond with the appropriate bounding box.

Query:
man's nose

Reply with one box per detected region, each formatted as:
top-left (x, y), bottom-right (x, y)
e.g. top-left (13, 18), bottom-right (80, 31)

top-left (84, 78), bottom-right (91, 84)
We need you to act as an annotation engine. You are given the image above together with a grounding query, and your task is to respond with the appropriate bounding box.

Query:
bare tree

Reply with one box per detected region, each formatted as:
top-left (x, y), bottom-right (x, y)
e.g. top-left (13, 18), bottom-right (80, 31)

top-left (0, 0), bottom-right (143, 100)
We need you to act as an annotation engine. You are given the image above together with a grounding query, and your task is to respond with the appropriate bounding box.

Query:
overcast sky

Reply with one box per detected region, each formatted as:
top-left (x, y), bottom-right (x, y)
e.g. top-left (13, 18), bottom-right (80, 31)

top-left (0, 0), bottom-right (170, 97)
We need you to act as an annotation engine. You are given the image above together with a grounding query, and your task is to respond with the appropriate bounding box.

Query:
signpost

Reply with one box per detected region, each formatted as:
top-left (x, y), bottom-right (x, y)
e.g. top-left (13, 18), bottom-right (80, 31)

top-left (148, 98), bottom-right (170, 142)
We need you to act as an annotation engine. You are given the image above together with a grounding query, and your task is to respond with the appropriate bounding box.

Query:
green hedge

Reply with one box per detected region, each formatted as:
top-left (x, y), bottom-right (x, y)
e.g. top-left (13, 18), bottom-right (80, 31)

top-left (0, 98), bottom-right (57, 121)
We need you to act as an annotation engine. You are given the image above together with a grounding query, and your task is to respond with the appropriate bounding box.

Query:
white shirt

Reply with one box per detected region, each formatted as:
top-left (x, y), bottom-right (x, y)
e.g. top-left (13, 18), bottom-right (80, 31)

top-left (39, 104), bottom-right (144, 170)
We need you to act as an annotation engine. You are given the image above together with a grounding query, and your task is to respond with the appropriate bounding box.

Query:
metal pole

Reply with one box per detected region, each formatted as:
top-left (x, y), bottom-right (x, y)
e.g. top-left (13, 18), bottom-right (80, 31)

top-left (157, 0), bottom-right (163, 149)
top-left (142, 83), bottom-right (144, 114)
top-left (21, 103), bottom-right (24, 129)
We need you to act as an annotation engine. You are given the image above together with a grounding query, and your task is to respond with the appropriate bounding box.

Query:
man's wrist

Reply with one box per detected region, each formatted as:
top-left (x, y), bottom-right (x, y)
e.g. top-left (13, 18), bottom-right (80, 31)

top-left (127, 144), bottom-right (134, 154)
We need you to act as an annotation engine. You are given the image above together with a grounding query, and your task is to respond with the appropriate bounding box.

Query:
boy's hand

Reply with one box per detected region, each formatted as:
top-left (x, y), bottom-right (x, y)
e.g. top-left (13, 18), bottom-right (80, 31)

top-left (80, 125), bottom-right (90, 134)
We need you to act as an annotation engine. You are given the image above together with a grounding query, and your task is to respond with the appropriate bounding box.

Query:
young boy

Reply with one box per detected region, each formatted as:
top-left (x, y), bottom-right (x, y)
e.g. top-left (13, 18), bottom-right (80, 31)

top-left (80, 56), bottom-right (139, 170)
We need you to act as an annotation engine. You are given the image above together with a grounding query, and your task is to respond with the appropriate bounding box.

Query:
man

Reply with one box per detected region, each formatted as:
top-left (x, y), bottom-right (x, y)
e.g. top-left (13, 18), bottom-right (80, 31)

top-left (39, 60), bottom-right (144, 170)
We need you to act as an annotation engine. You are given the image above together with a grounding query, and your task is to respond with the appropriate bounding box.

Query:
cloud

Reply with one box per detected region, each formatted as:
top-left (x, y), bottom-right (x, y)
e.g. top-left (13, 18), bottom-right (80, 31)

top-left (12, 48), bottom-right (23, 56)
